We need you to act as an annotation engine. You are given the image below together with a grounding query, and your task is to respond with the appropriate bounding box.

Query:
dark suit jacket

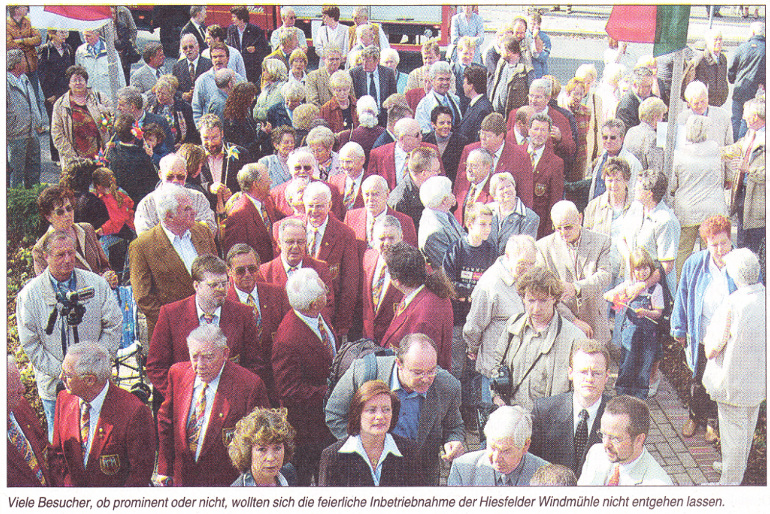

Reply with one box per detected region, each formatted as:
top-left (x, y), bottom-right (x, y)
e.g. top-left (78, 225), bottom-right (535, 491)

top-left (372, 129), bottom-right (395, 150)
top-left (367, 141), bottom-right (445, 190)
top-left (259, 255), bottom-right (336, 322)
top-left (350, 64), bottom-right (397, 125)
top-left (615, 90), bottom-right (642, 130)
top-left (531, 147), bottom-right (565, 239)
top-left (199, 142), bottom-right (250, 207)
top-left (343, 206), bottom-right (418, 248)
top-left (361, 248), bottom-right (404, 343)
top-left (147, 296), bottom-right (260, 396)
top-left (272, 310), bottom-right (335, 444)
top-left (530, 391), bottom-right (608, 476)
top-left (226, 23), bottom-right (270, 85)
top-left (51, 383), bottom-right (155, 486)
top-left (458, 94), bottom-right (493, 143)
top-left (319, 434), bottom-right (426, 486)
top-left (226, 283), bottom-right (291, 403)
top-left (172, 56), bottom-right (212, 95)
top-left (180, 20), bottom-right (207, 51)
top-left (157, 360), bottom-right (269, 486)
top-left (452, 62), bottom-right (486, 113)
top-left (222, 193), bottom-right (277, 265)
top-left (141, 111), bottom-right (174, 155)
top-left (266, 102), bottom-right (292, 131)
top-left (424, 131), bottom-right (469, 183)
top-left (8, 398), bottom-right (54, 487)
top-left (455, 140), bottom-right (534, 208)
top-left (129, 223), bottom-right (217, 338)
top-left (380, 287), bottom-right (453, 369)
top-left (148, 96), bottom-right (199, 146)
top-left (310, 216), bottom-right (361, 336)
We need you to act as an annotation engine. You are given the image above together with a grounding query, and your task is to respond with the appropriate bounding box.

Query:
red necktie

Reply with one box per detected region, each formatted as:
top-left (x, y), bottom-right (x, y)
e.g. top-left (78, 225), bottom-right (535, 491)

top-left (607, 464), bottom-right (620, 486)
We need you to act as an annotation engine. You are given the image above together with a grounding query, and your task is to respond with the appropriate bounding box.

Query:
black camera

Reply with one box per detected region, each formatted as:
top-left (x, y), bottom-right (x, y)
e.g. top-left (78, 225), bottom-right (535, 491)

top-left (60, 286), bottom-right (95, 326)
top-left (489, 364), bottom-right (512, 402)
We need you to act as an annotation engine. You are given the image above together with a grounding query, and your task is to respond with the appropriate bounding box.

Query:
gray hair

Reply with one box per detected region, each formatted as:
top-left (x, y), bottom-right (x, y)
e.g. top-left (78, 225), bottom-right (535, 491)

top-left (303, 181), bottom-right (332, 204)
top-left (285, 268), bottom-right (326, 310)
top-left (530, 78), bottom-right (552, 97)
top-left (324, 45), bottom-right (342, 58)
top-left (602, 118), bottom-right (627, 137)
top-left (394, 117), bottom-right (420, 139)
top-left (117, 85), bottom-right (144, 110)
top-left (362, 174), bottom-right (389, 193)
top-left (281, 81), bottom-right (305, 101)
top-left (484, 405), bottom-right (532, 447)
top-left (724, 248), bottom-right (760, 287)
top-left (638, 97), bottom-right (667, 124)
top-left (356, 23), bottom-right (374, 39)
top-left (159, 153), bottom-right (187, 176)
top-left (329, 69), bottom-right (352, 89)
top-left (550, 200), bottom-right (580, 224)
top-left (237, 162), bottom-right (269, 192)
top-left (356, 94), bottom-right (379, 126)
top-left (420, 176), bottom-right (453, 209)
top-left (7, 49), bottom-right (24, 70)
top-left (278, 217), bottom-right (306, 239)
top-left (214, 68), bottom-right (235, 89)
top-left (632, 65), bottom-right (653, 85)
top-left (155, 183), bottom-right (191, 220)
top-left (180, 33), bottom-right (198, 52)
top-left (744, 97), bottom-right (766, 120)
top-left (684, 80), bottom-right (708, 103)
top-left (428, 60), bottom-right (452, 79)
top-left (277, 26), bottom-right (298, 45)
top-left (286, 148), bottom-right (317, 172)
top-left (187, 324), bottom-right (228, 350)
top-left (601, 62), bottom-right (626, 86)
top-left (280, 6), bottom-right (296, 18)
top-left (306, 125), bottom-right (335, 148)
top-left (380, 48), bottom-right (400, 66)
top-left (262, 58), bottom-right (288, 82)
top-left (505, 234), bottom-right (537, 259)
top-left (67, 342), bottom-right (112, 383)
top-left (353, 6), bottom-right (368, 19)
top-left (685, 115), bottom-right (709, 144)
top-left (339, 141), bottom-right (365, 160)
top-left (489, 172), bottom-right (516, 197)
top-left (575, 63), bottom-right (598, 83)
top-left (467, 147), bottom-right (494, 170)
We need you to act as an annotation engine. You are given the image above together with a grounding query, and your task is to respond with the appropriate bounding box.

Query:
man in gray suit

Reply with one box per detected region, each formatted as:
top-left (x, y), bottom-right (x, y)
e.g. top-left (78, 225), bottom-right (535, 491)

top-left (418, 175), bottom-right (464, 270)
top-left (530, 339), bottom-right (611, 476)
top-left (448, 405), bottom-right (548, 486)
top-left (325, 333), bottom-right (465, 484)
top-left (130, 42), bottom-right (165, 96)
top-left (536, 200), bottom-right (611, 342)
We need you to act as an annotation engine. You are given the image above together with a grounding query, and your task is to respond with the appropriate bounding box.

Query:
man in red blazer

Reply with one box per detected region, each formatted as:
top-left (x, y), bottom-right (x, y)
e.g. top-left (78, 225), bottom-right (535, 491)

top-left (272, 268), bottom-right (337, 486)
top-left (455, 113), bottom-right (534, 208)
top-left (222, 162), bottom-right (277, 266)
top-left (362, 216), bottom-right (406, 342)
top-left (303, 181), bottom-right (361, 340)
top-left (269, 148), bottom-right (343, 219)
top-left (454, 148), bottom-right (495, 225)
top-left (367, 118), bottom-right (446, 190)
top-left (225, 243), bottom-right (291, 403)
top-left (526, 113), bottom-right (565, 239)
top-left (8, 357), bottom-right (54, 487)
top-left (51, 343), bottom-right (155, 487)
top-left (147, 254), bottom-right (259, 397)
top-left (157, 325), bottom-right (269, 486)
top-left (327, 142), bottom-right (368, 219)
top-left (260, 218), bottom-right (336, 323)
top-left (506, 78), bottom-right (575, 171)
top-left (344, 175), bottom-right (418, 248)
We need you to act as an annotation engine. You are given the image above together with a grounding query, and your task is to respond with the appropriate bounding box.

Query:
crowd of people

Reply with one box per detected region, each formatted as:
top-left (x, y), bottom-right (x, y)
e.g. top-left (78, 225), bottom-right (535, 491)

top-left (8, 5), bottom-right (766, 488)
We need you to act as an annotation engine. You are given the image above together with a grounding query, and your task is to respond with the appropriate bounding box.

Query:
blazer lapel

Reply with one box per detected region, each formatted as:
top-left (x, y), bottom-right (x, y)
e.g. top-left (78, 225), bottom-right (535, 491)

top-left (178, 369), bottom-right (196, 455)
top-left (88, 384), bottom-right (116, 469)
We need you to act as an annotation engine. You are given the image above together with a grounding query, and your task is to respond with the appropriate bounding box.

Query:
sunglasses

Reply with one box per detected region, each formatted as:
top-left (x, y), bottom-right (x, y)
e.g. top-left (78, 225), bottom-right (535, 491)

top-left (165, 174), bottom-right (187, 181)
top-left (182, 45), bottom-right (196, 50)
top-left (53, 205), bottom-right (74, 216)
top-left (293, 164), bottom-right (313, 171)
top-left (602, 135), bottom-right (618, 141)
top-left (233, 265), bottom-right (258, 276)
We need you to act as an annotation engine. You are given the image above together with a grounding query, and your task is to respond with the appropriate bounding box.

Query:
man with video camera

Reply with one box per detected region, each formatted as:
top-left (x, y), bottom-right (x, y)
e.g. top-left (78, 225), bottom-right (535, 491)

top-left (16, 230), bottom-right (122, 441)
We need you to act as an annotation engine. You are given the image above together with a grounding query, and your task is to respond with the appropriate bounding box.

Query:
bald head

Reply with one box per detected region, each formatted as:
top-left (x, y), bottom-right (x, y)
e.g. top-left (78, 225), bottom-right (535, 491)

top-left (550, 200), bottom-right (582, 244)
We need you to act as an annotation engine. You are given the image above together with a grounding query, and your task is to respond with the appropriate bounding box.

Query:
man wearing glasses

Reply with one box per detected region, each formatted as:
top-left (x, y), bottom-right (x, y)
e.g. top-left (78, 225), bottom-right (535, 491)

top-left (146, 254), bottom-right (259, 399)
top-left (587, 118), bottom-right (642, 202)
top-left (578, 395), bottom-right (672, 485)
top-left (326, 333), bottom-right (465, 485)
top-left (172, 33), bottom-right (212, 103)
top-left (270, 6), bottom-right (308, 51)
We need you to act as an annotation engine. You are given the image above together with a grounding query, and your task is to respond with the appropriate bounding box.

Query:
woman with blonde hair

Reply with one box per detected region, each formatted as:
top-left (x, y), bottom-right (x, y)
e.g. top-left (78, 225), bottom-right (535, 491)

top-left (147, 74), bottom-right (198, 150)
top-left (229, 408), bottom-right (297, 486)
top-left (254, 58), bottom-right (288, 121)
top-left (319, 70), bottom-right (359, 135)
top-left (288, 48), bottom-right (308, 87)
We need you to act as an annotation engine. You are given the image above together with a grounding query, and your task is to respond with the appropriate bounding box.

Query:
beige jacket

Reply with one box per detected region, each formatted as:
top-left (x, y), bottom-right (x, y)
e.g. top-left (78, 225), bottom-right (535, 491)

top-left (51, 90), bottom-right (112, 168)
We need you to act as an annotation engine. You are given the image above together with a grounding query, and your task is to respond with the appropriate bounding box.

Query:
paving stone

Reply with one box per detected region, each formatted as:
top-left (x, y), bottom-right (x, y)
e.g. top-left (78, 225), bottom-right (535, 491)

top-left (673, 473), bottom-right (694, 486)
top-left (687, 468), bottom-right (708, 484)
top-left (677, 452), bottom-right (697, 468)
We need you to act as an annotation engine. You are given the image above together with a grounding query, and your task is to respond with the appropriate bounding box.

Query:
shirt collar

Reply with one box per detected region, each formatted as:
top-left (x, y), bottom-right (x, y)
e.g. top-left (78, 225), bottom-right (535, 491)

top-left (235, 285), bottom-right (259, 304)
top-left (195, 298), bottom-right (222, 322)
top-left (193, 365), bottom-right (224, 391)
top-left (338, 433), bottom-right (402, 459)
top-left (390, 361), bottom-right (428, 398)
top-left (161, 223), bottom-right (191, 246)
top-left (84, 381), bottom-right (110, 415)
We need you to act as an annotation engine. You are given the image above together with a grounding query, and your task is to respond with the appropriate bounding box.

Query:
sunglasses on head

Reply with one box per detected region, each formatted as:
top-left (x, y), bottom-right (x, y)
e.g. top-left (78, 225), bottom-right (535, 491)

top-left (54, 205), bottom-right (74, 216)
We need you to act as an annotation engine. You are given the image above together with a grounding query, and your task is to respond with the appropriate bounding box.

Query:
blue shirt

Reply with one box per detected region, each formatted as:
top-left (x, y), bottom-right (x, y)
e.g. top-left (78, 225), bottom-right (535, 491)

top-left (389, 363), bottom-right (425, 440)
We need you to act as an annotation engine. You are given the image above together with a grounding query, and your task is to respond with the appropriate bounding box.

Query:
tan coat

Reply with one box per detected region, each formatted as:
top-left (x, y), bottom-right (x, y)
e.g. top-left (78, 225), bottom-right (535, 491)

top-left (32, 223), bottom-right (111, 277)
top-left (51, 91), bottom-right (112, 168)
top-left (6, 15), bottom-right (41, 72)
top-left (723, 129), bottom-right (765, 230)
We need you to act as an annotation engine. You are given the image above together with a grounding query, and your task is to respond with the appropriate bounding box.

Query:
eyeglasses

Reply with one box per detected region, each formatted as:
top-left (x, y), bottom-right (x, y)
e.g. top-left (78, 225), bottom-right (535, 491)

top-left (293, 164), bottom-right (313, 171)
top-left (53, 204), bottom-right (74, 216)
top-left (182, 45), bottom-right (196, 50)
top-left (164, 174), bottom-right (187, 182)
top-left (203, 280), bottom-right (229, 289)
top-left (602, 135), bottom-right (618, 141)
top-left (598, 431), bottom-right (628, 445)
top-left (232, 265), bottom-right (258, 276)
top-left (406, 367), bottom-right (437, 379)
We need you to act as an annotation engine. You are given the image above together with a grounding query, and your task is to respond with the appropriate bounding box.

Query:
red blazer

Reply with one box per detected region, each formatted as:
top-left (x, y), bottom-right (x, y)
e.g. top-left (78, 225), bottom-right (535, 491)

top-left (343, 207), bottom-right (418, 248)
top-left (531, 147), bottom-right (565, 239)
top-left (507, 106), bottom-right (576, 165)
top-left (8, 398), bottom-right (55, 487)
top-left (455, 140), bottom-right (534, 208)
top-left (147, 296), bottom-right (260, 396)
top-left (406, 87), bottom-right (426, 113)
top-left (260, 255), bottom-right (336, 323)
top-left (269, 179), bottom-right (344, 220)
top-left (362, 249), bottom-right (404, 343)
top-left (222, 193), bottom-right (277, 266)
top-left (367, 142), bottom-right (446, 190)
top-left (319, 95), bottom-right (360, 134)
top-left (328, 172), bottom-right (367, 218)
top-left (226, 282), bottom-right (291, 402)
top-left (51, 383), bottom-right (155, 487)
top-left (157, 360), bottom-right (269, 486)
top-left (272, 310), bottom-right (335, 443)
top-left (454, 178), bottom-right (494, 225)
top-left (380, 287), bottom-right (454, 370)
top-left (309, 216), bottom-right (361, 336)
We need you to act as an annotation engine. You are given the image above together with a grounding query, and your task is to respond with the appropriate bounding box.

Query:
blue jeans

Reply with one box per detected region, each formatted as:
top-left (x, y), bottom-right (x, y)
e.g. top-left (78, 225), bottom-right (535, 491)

top-left (42, 398), bottom-right (57, 443)
top-left (7, 136), bottom-right (41, 189)
top-left (732, 97), bottom-right (749, 141)
top-left (616, 342), bottom-right (656, 399)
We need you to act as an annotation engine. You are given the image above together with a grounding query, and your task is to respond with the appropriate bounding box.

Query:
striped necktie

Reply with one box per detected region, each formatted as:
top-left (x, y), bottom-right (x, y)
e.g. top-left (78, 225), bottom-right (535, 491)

top-left (343, 179), bottom-right (357, 209)
top-left (317, 318), bottom-right (334, 357)
top-left (308, 228), bottom-right (320, 257)
top-left (528, 148), bottom-right (538, 170)
top-left (607, 463), bottom-right (620, 486)
top-left (372, 259), bottom-right (387, 312)
top-left (8, 416), bottom-right (47, 485)
top-left (258, 202), bottom-right (271, 233)
top-left (187, 384), bottom-right (209, 457)
top-left (80, 401), bottom-right (91, 456)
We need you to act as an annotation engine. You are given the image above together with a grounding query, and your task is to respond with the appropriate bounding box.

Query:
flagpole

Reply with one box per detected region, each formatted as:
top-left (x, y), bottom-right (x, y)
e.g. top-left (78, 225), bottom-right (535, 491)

top-left (663, 48), bottom-right (685, 182)
top-left (104, 19), bottom-right (120, 108)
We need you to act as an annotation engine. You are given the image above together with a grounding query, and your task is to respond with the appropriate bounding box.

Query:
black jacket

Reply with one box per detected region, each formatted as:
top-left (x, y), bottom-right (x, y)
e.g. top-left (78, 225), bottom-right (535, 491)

top-left (227, 23), bottom-right (270, 85)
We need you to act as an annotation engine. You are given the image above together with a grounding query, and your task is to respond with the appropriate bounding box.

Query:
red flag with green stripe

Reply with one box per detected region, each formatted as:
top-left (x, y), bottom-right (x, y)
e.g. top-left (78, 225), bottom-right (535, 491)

top-left (605, 5), bottom-right (691, 57)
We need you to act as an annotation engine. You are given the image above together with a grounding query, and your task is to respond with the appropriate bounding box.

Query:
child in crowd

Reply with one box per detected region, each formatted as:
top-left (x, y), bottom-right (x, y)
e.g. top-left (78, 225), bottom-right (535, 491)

top-left (92, 167), bottom-right (135, 262)
top-left (604, 247), bottom-right (663, 399)
top-left (142, 122), bottom-right (168, 167)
